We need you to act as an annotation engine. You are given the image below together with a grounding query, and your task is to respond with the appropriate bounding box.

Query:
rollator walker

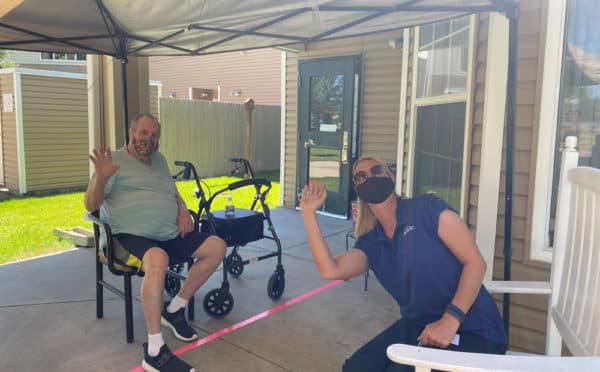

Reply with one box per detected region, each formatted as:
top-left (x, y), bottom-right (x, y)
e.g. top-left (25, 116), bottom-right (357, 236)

top-left (167, 158), bottom-right (285, 318)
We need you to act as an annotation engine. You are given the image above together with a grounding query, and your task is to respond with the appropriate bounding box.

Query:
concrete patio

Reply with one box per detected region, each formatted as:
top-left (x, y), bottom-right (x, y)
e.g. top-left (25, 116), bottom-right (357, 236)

top-left (0, 208), bottom-right (399, 372)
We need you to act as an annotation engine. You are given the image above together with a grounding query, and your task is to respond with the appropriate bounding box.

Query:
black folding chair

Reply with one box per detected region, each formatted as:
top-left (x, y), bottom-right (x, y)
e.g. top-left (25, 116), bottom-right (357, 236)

top-left (87, 211), bottom-right (195, 343)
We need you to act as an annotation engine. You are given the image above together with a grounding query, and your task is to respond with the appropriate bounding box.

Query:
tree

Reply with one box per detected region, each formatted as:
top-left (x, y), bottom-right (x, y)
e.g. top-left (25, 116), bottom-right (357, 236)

top-left (0, 50), bottom-right (17, 68)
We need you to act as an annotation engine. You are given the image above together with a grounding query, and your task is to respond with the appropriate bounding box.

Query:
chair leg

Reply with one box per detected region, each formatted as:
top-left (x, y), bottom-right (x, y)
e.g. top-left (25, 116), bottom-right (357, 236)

top-left (124, 273), bottom-right (134, 343)
top-left (364, 272), bottom-right (369, 291)
top-left (187, 258), bottom-right (195, 321)
top-left (96, 256), bottom-right (103, 319)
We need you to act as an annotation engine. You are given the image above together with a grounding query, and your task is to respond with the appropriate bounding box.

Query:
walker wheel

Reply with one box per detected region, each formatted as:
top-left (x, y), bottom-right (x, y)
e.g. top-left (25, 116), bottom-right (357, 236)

top-left (267, 271), bottom-right (285, 300)
top-left (226, 251), bottom-right (244, 278)
top-left (165, 264), bottom-right (183, 297)
top-left (203, 288), bottom-right (234, 318)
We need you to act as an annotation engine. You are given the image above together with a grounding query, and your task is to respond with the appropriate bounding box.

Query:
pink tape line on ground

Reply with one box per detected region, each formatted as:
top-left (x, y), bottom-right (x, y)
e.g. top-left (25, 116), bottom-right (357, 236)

top-left (129, 279), bottom-right (343, 372)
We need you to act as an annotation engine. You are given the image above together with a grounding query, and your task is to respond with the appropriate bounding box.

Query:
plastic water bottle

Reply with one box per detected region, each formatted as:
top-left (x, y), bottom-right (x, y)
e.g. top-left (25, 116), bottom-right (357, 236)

top-left (225, 193), bottom-right (235, 217)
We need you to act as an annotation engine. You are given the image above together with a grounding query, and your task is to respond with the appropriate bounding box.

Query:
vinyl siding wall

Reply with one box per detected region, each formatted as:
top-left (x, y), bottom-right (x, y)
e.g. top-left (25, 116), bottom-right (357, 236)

top-left (283, 31), bottom-right (404, 207)
top-left (0, 70), bottom-right (161, 194)
top-left (149, 49), bottom-right (281, 106)
top-left (10, 50), bottom-right (86, 74)
top-left (0, 74), bottom-right (17, 190)
top-left (20, 74), bottom-right (89, 192)
top-left (18, 64), bottom-right (85, 74)
top-left (469, 0), bottom-right (551, 353)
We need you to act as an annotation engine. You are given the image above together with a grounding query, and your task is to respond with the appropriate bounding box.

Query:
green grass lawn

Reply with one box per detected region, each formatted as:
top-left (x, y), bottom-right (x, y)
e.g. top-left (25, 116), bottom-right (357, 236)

top-left (0, 174), bottom-right (280, 265)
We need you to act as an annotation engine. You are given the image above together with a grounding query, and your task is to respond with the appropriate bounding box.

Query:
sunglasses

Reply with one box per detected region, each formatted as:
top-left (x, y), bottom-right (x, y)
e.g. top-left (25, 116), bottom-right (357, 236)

top-left (352, 164), bottom-right (386, 185)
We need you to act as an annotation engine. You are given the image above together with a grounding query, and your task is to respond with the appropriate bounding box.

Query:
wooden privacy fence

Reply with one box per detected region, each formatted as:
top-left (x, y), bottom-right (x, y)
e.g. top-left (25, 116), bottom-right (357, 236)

top-left (159, 98), bottom-right (280, 177)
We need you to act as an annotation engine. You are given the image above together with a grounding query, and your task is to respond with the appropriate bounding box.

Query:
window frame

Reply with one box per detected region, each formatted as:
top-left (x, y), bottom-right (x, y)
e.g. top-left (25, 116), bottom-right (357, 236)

top-left (530, 0), bottom-right (569, 263)
top-left (406, 15), bottom-right (476, 218)
top-left (39, 52), bottom-right (87, 64)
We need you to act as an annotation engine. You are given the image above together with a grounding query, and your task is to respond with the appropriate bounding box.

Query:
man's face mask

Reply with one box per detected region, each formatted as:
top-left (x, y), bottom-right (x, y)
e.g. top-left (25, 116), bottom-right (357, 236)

top-left (132, 134), bottom-right (158, 157)
top-left (353, 164), bottom-right (395, 204)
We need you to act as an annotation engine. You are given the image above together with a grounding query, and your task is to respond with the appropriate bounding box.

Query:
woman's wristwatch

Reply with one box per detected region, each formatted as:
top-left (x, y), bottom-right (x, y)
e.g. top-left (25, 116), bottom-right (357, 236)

top-left (445, 303), bottom-right (466, 324)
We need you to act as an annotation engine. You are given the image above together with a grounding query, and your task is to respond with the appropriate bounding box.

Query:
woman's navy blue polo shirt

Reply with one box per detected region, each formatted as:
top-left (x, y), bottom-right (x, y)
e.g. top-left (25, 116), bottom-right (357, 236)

top-left (355, 194), bottom-right (506, 345)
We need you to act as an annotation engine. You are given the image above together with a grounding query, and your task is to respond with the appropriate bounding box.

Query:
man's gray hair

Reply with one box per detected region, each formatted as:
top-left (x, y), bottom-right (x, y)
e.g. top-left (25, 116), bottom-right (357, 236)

top-left (130, 113), bottom-right (161, 134)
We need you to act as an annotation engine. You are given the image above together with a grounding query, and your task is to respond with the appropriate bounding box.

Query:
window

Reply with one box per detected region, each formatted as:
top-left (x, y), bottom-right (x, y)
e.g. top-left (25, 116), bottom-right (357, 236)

top-left (409, 16), bottom-right (473, 214)
top-left (413, 102), bottom-right (466, 210)
top-left (532, 0), bottom-right (600, 261)
top-left (309, 74), bottom-right (344, 131)
top-left (40, 52), bottom-right (86, 62)
top-left (417, 16), bottom-right (470, 98)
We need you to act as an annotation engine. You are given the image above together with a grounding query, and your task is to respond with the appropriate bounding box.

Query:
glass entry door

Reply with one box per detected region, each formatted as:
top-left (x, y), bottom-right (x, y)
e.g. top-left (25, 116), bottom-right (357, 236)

top-left (297, 56), bottom-right (361, 216)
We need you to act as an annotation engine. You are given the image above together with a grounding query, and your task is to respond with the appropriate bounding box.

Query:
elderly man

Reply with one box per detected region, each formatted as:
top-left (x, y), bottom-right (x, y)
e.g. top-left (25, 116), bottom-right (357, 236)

top-left (85, 113), bottom-right (225, 372)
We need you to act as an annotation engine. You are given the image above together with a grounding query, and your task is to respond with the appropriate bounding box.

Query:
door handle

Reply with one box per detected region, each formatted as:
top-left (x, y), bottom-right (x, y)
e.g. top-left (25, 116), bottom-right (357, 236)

top-left (342, 131), bottom-right (348, 164)
top-left (304, 138), bottom-right (316, 149)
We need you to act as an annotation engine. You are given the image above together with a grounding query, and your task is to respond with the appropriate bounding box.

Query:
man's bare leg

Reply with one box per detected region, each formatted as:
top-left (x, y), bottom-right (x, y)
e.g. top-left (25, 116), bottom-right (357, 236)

top-left (177, 236), bottom-right (226, 301)
top-left (140, 247), bottom-right (169, 335)
top-left (161, 236), bottom-right (226, 342)
top-left (140, 248), bottom-right (194, 372)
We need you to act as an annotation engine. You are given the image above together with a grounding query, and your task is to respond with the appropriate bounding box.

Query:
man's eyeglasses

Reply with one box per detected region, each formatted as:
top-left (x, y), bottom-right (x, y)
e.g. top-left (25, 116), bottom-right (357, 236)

top-left (352, 164), bottom-right (386, 185)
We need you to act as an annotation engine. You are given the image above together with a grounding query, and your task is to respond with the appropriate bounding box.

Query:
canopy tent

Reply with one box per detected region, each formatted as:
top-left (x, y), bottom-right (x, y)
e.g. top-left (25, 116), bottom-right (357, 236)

top-left (0, 0), bottom-right (520, 338)
top-left (1, 0), bottom-right (514, 57)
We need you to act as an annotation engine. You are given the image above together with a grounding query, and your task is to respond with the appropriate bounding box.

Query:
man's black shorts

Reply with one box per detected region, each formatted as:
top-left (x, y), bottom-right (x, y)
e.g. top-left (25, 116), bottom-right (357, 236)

top-left (113, 231), bottom-right (211, 268)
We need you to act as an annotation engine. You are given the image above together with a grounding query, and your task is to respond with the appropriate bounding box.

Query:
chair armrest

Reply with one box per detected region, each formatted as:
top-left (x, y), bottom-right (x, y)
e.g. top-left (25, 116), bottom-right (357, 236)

top-left (85, 211), bottom-right (107, 227)
top-left (483, 280), bottom-right (551, 295)
top-left (84, 211), bottom-right (112, 241)
top-left (85, 211), bottom-right (125, 275)
top-left (386, 344), bottom-right (600, 372)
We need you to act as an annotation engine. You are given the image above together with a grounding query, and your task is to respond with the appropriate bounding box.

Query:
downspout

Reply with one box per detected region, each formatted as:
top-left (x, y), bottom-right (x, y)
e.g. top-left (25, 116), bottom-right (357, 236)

top-left (502, 3), bottom-right (520, 340)
top-left (119, 36), bottom-right (129, 144)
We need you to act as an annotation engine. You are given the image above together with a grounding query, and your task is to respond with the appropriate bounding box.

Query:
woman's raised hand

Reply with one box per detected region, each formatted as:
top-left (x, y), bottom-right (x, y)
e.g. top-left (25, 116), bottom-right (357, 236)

top-left (90, 147), bottom-right (119, 180)
top-left (299, 180), bottom-right (327, 213)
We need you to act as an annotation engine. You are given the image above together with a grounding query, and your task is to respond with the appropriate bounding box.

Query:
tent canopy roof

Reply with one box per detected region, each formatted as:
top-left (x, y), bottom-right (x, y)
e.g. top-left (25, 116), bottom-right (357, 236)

top-left (0, 0), bottom-right (516, 58)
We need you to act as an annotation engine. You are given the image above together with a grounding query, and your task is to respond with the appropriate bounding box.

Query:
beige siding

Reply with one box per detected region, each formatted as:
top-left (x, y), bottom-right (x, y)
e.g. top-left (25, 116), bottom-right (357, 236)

top-left (0, 73), bottom-right (17, 190)
top-left (149, 49), bottom-right (281, 106)
top-left (20, 74), bottom-right (89, 192)
top-left (468, 13), bottom-right (489, 229)
top-left (19, 63), bottom-right (86, 74)
top-left (469, 0), bottom-right (551, 354)
top-left (283, 31), bottom-right (403, 207)
top-left (283, 53), bottom-right (298, 207)
top-left (10, 50), bottom-right (86, 74)
top-left (1, 71), bottom-right (161, 194)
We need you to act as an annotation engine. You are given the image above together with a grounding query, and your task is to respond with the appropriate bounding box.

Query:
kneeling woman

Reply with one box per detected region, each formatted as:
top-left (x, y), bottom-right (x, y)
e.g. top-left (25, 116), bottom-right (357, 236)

top-left (299, 156), bottom-right (506, 371)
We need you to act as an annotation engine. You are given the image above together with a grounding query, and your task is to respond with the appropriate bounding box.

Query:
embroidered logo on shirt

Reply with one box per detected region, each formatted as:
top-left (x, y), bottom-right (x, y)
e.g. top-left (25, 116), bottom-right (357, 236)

top-left (403, 225), bottom-right (416, 237)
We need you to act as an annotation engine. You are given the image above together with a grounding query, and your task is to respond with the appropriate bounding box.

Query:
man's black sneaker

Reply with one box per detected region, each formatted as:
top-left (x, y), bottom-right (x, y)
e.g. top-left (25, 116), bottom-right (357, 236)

top-left (142, 343), bottom-right (195, 372)
top-left (161, 303), bottom-right (198, 342)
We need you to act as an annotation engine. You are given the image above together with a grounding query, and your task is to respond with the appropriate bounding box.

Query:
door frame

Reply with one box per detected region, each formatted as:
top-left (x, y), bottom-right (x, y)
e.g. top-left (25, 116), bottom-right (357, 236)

top-left (295, 54), bottom-right (362, 218)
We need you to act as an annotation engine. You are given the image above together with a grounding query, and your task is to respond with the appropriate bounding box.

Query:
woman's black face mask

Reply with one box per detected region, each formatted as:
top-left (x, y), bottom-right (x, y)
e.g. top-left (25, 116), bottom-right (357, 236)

top-left (355, 176), bottom-right (395, 204)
